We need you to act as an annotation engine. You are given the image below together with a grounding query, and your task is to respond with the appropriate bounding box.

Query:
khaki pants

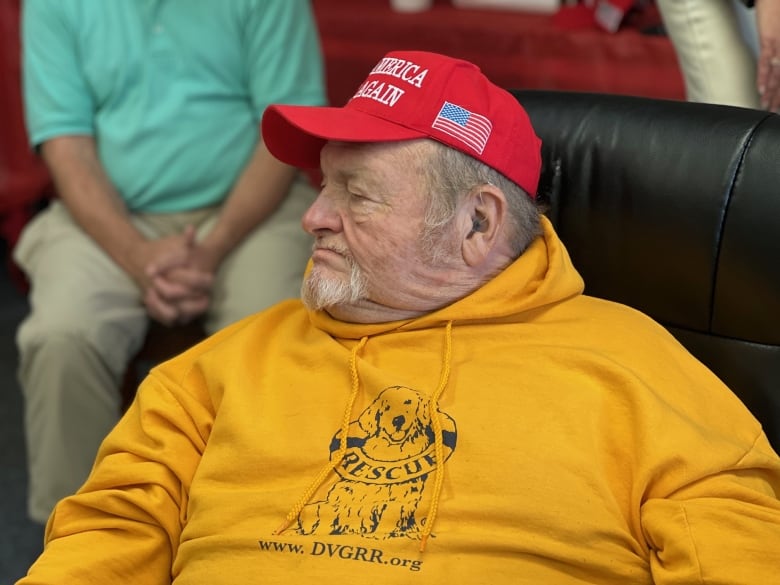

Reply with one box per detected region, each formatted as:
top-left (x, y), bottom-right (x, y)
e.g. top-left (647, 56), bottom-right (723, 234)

top-left (14, 180), bottom-right (316, 523)
top-left (657, 0), bottom-right (759, 109)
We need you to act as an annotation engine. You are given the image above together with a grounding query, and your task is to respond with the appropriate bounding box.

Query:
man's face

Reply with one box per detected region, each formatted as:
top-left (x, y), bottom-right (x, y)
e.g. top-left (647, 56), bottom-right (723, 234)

top-left (300, 140), bottom-right (462, 322)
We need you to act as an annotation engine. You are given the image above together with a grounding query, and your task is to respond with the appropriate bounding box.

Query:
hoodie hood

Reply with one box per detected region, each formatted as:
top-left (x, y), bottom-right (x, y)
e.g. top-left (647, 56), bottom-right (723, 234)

top-left (276, 215), bottom-right (585, 549)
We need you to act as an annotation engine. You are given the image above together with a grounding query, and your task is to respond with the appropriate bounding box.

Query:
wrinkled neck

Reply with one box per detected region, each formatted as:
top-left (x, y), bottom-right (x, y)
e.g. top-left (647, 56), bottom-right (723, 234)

top-left (323, 271), bottom-right (491, 324)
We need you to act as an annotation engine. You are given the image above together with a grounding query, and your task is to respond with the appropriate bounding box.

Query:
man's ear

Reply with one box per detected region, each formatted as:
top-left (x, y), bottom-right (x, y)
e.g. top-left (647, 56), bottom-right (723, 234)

top-left (460, 183), bottom-right (506, 267)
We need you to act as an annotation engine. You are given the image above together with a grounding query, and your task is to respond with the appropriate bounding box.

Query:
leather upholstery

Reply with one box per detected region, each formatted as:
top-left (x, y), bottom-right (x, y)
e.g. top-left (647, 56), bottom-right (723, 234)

top-left (514, 90), bottom-right (780, 449)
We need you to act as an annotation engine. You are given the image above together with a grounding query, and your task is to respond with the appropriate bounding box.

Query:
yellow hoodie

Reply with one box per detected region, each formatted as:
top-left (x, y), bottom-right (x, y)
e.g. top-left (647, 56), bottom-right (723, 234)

top-left (20, 218), bottom-right (780, 584)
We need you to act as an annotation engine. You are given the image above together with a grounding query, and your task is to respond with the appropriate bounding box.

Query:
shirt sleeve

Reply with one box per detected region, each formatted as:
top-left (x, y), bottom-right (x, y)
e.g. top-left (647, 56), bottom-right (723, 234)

top-left (22, 0), bottom-right (95, 148)
top-left (242, 0), bottom-right (327, 120)
top-left (18, 369), bottom-right (213, 584)
top-left (641, 432), bottom-right (780, 583)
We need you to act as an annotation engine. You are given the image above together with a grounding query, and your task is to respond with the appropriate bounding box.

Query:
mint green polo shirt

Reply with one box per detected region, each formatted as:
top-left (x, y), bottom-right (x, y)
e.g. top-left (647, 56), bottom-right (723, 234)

top-left (23, 0), bottom-right (326, 212)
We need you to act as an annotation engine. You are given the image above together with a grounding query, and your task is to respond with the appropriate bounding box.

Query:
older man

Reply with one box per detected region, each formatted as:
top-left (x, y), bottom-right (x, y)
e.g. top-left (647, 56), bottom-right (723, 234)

top-left (16, 50), bottom-right (780, 585)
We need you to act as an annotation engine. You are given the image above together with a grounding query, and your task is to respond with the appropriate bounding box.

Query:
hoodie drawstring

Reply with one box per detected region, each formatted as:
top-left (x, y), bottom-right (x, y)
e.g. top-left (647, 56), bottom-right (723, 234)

top-left (419, 319), bottom-right (452, 552)
top-left (275, 322), bottom-right (453, 554)
top-left (274, 336), bottom-right (369, 535)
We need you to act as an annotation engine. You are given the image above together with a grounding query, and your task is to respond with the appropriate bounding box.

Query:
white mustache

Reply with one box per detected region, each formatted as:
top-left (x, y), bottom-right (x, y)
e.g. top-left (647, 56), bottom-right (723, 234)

top-left (313, 241), bottom-right (352, 258)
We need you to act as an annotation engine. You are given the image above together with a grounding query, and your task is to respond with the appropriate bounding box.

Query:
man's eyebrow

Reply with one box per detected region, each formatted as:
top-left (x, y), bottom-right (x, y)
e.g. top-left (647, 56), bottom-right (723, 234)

top-left (336, 166), bottom-right (375, 188)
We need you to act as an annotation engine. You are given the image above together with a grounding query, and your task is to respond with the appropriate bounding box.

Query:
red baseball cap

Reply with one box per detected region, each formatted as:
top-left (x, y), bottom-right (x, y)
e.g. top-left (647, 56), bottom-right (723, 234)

top-left (261, 50), bottom-right (542, 198)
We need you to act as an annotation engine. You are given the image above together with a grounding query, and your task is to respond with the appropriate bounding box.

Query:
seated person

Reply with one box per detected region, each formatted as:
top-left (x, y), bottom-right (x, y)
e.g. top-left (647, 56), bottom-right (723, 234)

top-left (16, 50), bottom-right (780, 584)
top-left (16, 0), bottom-right (325, 526)
top-left (657, 0), bottom-right (780, 110)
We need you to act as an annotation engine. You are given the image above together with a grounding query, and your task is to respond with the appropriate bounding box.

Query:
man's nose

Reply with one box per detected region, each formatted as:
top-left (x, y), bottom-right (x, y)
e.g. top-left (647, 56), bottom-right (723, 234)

top-left (301, 193), bottom-right (342, 235)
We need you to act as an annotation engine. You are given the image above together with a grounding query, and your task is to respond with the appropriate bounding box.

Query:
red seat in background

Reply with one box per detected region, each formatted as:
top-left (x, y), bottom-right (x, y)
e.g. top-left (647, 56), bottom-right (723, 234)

top-left (311, 0), bottom-right (684, 108)
top-left (0, 0), bottom-right (53, 289)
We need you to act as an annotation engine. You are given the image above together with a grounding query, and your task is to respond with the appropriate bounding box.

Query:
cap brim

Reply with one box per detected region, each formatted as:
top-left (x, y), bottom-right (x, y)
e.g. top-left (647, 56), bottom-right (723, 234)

top-left (262, 104), bottom-right (427, 169)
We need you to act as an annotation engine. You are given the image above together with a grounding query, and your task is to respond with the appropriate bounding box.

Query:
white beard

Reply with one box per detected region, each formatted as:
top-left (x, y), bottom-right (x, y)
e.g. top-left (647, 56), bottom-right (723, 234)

top-left (300, 223), bottom-right (459, 313)
top-left (301, 259), bottom-right (369, 311)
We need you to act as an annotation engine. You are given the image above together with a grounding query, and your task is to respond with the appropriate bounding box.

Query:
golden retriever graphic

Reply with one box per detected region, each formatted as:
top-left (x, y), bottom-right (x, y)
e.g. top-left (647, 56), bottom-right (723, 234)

top-left (296, 386), bottom-right (456, 539)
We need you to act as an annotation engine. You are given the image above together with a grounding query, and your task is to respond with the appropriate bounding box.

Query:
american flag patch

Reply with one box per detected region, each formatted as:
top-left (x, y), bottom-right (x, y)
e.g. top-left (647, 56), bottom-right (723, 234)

top-left (431, 101), bottom-right (493, 154)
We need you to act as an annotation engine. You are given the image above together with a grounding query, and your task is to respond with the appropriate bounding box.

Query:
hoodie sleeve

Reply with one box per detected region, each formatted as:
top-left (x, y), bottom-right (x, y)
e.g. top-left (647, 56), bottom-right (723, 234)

top-left (641, 432), bottom-right (780, 584)
top-left (17, 367), bottom-right (214, 585)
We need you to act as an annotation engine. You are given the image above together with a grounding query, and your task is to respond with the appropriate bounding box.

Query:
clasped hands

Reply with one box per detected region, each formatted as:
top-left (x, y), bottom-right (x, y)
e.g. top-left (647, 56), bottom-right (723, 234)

top-left (138, 225), bottom-right (218, 326)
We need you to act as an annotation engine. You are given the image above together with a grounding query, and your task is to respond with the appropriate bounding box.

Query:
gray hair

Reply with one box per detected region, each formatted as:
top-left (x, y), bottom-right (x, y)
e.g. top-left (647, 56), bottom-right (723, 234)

top-left (419, 140), bottom-right (543, 258)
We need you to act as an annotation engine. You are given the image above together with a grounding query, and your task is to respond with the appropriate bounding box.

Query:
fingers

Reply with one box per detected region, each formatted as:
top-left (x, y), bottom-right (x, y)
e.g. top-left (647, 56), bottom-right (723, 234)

top-left (762, 56), bottom-right (780, 111)
top-left (144, 264), bottom-right (213, 326)
top-left (174, 296), bottom-right (210, 324)
top-left (146, 247), bottom-right (191, 279)
top-left (151, 267), bottom-right (214, 299)
top-left (146, 271), bottom-right (212, 316)
top-left (758, 46), bottom-right (780, 110)
top-left (182, 224), bottom-right (197, 247)
top-left (145, 225), bottom-right (198, 278)
top-left (144, 284), bottom-right (210, 326)
top-left (144, 287), bottom-right (180, 326)
top-left (140, 225), bottom-right (214, 324)
top-left (756, 1), bottom-right (780, 111)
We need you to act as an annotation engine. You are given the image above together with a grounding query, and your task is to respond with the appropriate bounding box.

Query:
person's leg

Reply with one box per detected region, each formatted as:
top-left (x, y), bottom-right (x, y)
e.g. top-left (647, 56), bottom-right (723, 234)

top-left (203, 176), bottom-right (317, 333)
top-left (733, 0), bottom-right (758, 58)
top-left (13, 202), bottom-right (149, 524)
top-left (657, 0), bottom-right (760, 108)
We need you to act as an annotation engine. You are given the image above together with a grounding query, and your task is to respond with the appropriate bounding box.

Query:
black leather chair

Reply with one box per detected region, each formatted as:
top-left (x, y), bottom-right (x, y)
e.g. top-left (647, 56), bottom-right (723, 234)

top-left (514, 90), bottom-right (780, 450)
